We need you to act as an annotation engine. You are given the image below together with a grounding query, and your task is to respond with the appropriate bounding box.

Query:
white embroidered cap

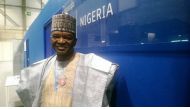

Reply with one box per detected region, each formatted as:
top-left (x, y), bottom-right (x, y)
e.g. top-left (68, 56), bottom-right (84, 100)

top-left (51, 13), bottom-right (76, 33)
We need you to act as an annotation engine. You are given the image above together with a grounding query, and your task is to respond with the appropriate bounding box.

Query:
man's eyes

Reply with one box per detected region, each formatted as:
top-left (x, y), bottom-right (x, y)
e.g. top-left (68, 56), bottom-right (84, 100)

top-left (52, 35), bottom-right (60, 38)
top-left (52, 34), bottom-right (73, 40)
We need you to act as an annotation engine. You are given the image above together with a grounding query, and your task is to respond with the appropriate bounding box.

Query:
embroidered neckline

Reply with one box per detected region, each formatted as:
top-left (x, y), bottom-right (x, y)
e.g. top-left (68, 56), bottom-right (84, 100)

top-left (54, 60), bottom-right (67, 91)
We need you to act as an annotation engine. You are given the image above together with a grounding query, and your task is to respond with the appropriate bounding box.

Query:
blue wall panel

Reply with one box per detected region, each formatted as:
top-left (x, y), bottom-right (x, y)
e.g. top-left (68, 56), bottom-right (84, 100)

top-left (105, 52), bottom-right (190, 106)
top-left (75, 48), bottom-right (190, 106)
top-left (73, 0), bottom-right (190, 106)
top-left (44, 21), bottom-right (55, 58)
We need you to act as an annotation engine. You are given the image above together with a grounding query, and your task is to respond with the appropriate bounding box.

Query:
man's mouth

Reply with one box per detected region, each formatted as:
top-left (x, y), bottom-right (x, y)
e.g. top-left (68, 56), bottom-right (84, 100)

top-left (56, 46), bottom-right (68, 51)
top-left (57, 46), bottom-right (65, 50)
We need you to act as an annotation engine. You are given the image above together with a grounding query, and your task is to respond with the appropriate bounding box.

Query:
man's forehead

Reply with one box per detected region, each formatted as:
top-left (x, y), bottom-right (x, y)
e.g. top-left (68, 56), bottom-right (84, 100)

top-left (52, 31), bottom-right (73, 35)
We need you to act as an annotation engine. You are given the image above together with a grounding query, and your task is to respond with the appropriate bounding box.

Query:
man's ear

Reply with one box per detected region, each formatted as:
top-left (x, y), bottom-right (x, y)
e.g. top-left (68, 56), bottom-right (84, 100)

top-left (73, 38), bottom-right (77, 46)
top-left (50, 37), bottom-right (53, 43)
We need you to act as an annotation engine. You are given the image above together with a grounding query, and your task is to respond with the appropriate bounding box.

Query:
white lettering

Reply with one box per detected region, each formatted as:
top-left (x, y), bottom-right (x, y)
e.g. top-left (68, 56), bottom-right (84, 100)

top-left (79, 2), bottom-right (113, 26)
top-left (80, 16), bottom-right (85, 26)
top-left (96, 8), bottom-right (102, 20)
top-left (107, 3), bottom-right (113, 17)
top-left (102, 5), bottom-right (106, 19)
top-left (84, 15), bottom-right (86, 25)
top-left (92, 10), bottom-right (96, 23)
top-left (87, 13), bottom-right (91, 24)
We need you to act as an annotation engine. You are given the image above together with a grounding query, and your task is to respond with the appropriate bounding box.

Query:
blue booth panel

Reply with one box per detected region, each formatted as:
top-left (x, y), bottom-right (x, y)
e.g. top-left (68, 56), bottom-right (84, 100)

top-left (44, 21), bottom-right (55, 58)
top-left (69, 0), bottom-right (190, 106)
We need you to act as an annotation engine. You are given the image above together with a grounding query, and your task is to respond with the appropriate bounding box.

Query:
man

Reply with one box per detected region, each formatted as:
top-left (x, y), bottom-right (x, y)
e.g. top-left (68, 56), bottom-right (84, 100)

top-left (16, 13), bottom-right (118, 107)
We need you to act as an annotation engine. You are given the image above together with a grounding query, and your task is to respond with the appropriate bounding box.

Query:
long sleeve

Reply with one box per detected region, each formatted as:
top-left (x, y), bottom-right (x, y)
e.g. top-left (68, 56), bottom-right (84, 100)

top-left (102, 63), bottom-right (119, 107)
top-left (72, 53), bottom-right (119, 106)
top-left (16, 60), bottom-right (46, 106)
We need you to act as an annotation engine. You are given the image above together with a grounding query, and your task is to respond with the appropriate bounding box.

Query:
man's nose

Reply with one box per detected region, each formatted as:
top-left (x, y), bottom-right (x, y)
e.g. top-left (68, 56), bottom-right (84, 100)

top-left (58, 37), bottom-right (66, 43)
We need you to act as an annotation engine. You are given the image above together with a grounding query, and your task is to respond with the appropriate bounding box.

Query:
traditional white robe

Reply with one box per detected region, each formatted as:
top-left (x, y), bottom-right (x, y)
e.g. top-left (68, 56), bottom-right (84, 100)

top-left (16, 53), bottom-right (118, 107)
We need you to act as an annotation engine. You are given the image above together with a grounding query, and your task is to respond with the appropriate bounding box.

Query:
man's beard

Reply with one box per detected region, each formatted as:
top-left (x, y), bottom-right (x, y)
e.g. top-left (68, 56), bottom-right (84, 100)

top-left (56, 48), bottom-right (74, 58)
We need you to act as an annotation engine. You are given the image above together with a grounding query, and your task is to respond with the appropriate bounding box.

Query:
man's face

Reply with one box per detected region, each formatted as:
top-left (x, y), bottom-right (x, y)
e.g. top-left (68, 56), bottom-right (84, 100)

top-left (51, 31), bottom-right (76, 56)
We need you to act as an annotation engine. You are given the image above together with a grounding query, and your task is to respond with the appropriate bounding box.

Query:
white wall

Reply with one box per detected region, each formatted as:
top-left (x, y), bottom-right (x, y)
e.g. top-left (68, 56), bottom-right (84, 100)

top-left (26, 8), bottom-right (40, 29)
top-left (0, 0), bottom-right (43, 30)
top-left (0, 41), bottom-right (13, 61)
top-left (0, 40), bottom-right (13, 106)
top-left (0, 35), bottom-right (24, 106)
top-left (0, 61), bottom-right (13, 106)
